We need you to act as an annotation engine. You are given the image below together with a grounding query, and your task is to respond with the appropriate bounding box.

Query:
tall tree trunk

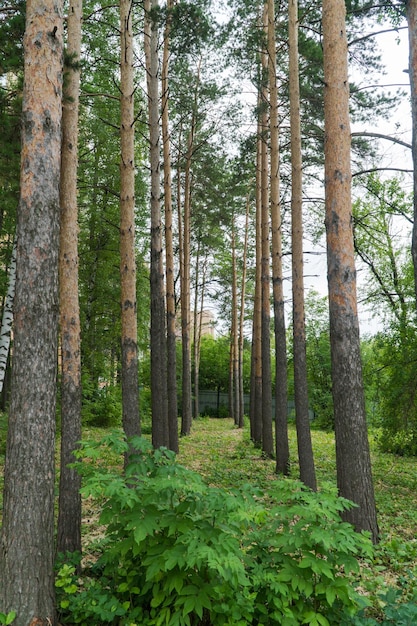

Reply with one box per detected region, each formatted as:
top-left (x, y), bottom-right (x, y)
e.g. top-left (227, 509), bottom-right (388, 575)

top-left (192, 246), bottom-right (207, 420)
top-left (288, 0), bottom-right (316, 489)
top-left (267, 0), bottom-right (290, 475)
top-left (120, 0), bottom-right (140, 453)
top-left (0, 239), bottom-right (16, 396)
top-left (250, 124), bottom-right (263, 445)
top-left (0, 0), bottom-right (63, 619)
top-left (261, 1), bottom-right (273, 458)
top-left (407, 2), bottom-right (417, 307)
top-left (145, 0), bottom-right (169, 448)
top-left (192, 240), bottom-right (200, 418)
top-left (238, 194), bottom-right (250, 428)
top-left (57, 0), bottom-right (83, 556)
top-left (162, 0), bottom-right (179, 452)
top-left (228, 337), bottom-right (234, 421)
top-left (323, 0), bottom-right (378, 542)
top-left (180, 127), bottom-right (193, 435)
top-left (179, 54), bottom-right (200, 436)
top-left (231, 220), bottom-right (240, 425)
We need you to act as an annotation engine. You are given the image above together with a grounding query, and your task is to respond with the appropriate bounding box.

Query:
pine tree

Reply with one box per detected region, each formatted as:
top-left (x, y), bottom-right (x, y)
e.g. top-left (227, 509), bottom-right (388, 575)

top-left (0, 0), bottom-right (63, 618)
top-left (323, 0), bottom-right (379, 542)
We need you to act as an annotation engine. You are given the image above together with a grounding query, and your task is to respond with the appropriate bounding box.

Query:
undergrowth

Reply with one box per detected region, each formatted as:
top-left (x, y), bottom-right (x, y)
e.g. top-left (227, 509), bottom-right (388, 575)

top-left (56, 431), bottom-right (376, 626)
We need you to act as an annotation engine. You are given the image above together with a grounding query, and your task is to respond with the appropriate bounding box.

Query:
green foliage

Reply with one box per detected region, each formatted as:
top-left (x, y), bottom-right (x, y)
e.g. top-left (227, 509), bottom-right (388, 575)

top-left (344, 588), bottom-right (417, 625)
top-left (302, 291), bottom-right (334, 430)
top-left (368, 327), bottom-right (417, 456)
top-left (57, 432), bottom-right (374, 626)
top-left (198, 335), bottom-right (250, 395)
top-left (0, 612), bottom-right (16, 626)
top-left (81, 379), bottom-right (122, 428)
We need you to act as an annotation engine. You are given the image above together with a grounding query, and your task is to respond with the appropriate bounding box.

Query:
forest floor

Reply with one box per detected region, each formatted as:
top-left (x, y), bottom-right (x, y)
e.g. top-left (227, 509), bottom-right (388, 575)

top-left (1, 414), bottom-right (417, 606)
top-left (175, 418), bottom-right (417, 613)
top-left (78, 417), bottom-right (417, 597)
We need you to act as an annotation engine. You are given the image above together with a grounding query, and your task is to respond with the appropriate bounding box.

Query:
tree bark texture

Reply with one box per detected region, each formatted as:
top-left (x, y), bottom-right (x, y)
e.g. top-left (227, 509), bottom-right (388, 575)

top-left (120, 0), bottom-right (140, 448)
top-left (238, 195), bottom-right (250, 429)
top-left (57, 0), bottom-right (83, 557)
top-left (407, 1), bottom-right (417, 307)
top-left (250, 126), bottom-right (263, 445)
top-left (162, 0), bottom-right (179, 452)
top-left (288, 0), bottom-right (316, 490)
top-left (323, 0), bottom-right (378, 542)
top-left (0, 0), bottom-right (63, 620)
top-left (231, 223), bottom-right (240, 425)
top-left (144, 0), bottom-right (169, 448)
top-left (180, 129), bottom-right (193, 436)
top-left (0, 240), bottom-right (16, 395)
top-left (268, 0), bottom-right (290, 476)
top-left (260, 1), bottom-right (274, 458)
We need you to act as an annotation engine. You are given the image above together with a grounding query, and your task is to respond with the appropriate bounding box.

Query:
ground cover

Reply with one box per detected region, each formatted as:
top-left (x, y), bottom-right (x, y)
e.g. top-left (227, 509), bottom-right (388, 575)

top-left (1, 415), bottom-right (417, 624)
top-left (176, 418), bottom-right (417, 613)
top-left (67, 417), bottom-right (417, 618)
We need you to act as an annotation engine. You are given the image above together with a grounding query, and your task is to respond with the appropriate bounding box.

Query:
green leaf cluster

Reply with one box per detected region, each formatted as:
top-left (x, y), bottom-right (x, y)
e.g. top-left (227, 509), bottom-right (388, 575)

top-left (0, 612), bottom-right (16, 626)
top-left (57, 433), bottom-right (375, 625)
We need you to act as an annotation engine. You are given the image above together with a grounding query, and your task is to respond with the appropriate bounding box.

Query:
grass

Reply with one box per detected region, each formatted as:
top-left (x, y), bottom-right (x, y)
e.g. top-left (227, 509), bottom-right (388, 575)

top-left (176, 418), bottom-right (417, 542)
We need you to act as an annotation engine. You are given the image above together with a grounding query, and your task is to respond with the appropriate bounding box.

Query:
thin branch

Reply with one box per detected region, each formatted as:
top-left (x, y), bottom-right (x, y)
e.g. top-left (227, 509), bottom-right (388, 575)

top-left (351, 131), bottom-right (412, 150)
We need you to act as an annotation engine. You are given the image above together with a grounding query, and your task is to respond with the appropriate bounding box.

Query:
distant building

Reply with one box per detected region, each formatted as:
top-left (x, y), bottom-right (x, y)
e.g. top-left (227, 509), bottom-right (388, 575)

top-left (176, 309), bottom-right (217, 340)
top-left (196, 310), bottom-right (216, 338)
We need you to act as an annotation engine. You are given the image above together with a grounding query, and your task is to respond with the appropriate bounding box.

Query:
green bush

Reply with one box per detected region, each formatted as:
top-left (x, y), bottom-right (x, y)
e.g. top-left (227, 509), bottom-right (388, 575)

top-left (56, 432), bottom-right (374, 626)
top-left (344, 588), bottom-right (417, 625)
top-left (81, 382), bottom-right (122, 428)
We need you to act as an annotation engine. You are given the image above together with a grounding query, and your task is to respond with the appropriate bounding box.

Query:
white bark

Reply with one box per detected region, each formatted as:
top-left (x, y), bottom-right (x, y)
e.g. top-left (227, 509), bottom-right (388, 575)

top-left (0, 240), bottom-right (17, 394)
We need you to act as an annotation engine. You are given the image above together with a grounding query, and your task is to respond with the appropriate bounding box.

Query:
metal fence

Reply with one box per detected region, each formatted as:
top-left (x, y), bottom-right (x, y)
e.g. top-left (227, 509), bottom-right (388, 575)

top-left (197, 390), bottom-right (314, 420)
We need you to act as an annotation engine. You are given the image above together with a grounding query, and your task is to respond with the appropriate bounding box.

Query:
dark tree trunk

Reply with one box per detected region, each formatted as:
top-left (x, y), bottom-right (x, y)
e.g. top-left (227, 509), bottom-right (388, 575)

top-left (0, 0), bottom-right (63, 620)
top-left (260, 1), bottom-right (273, 458)
top-left (267, 0), bottom-right (290, 475)
top-left (57, 0), bottom-right (83, 556)
top-left (288, 0), bottom-right (316, 490)
top-left (180, 129), bottom-right (194, 437)
top-left (144, 0), bottom-right (169, 448)
top-left (120, 0), bottom-right (140, 452)
top-left (323, 0), bottom-right (378, 543)
top-left (250, 126), bottom-right (263, 446)
top-left (162, 0), bottom-right (179, 452)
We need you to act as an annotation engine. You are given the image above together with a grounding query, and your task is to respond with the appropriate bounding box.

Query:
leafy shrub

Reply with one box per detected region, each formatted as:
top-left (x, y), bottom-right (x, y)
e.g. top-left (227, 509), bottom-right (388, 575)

top-left (377, 427), bottom-right (417, 457)
top-left (81, 381), bottom-right (122, 428)
top-left (344, 588), bottom-right (417, 625)
top-left (56, 432), bottom-right (374, 626)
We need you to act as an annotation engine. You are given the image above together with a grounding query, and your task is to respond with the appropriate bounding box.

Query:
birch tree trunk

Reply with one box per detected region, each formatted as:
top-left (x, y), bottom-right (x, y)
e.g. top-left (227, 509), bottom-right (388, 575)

top-left (120, 0), bottom-right (140, 451)
top-left (323, 0), bottom-right (378, 542)
top-left (267, 0), bottom-right (290, 475)
top-left (144, 0), bottom-right (169, 447)
top-left (0, 0), bottom-right (63, 618)
top-left (0, 239), bottom-right (16, 396)
top-left (288, 0), bottom-right (316, 489)
top-left (162, 0), bottom-right (179, 452)
top-left (57, 0), bottom-right (83, 556)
